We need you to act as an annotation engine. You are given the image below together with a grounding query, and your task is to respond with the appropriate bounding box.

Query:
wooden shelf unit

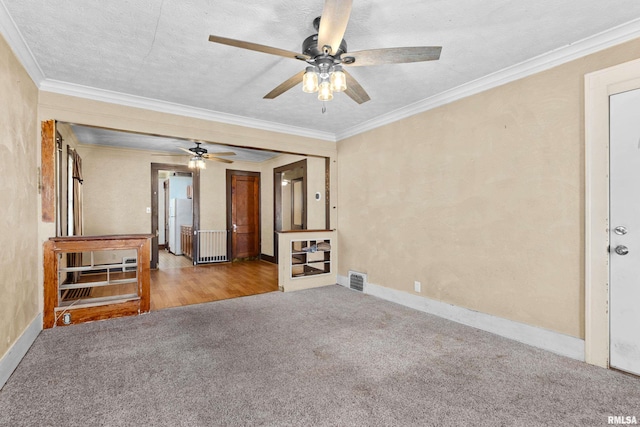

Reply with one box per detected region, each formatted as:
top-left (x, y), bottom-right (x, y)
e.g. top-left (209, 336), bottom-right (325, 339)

top-left (290, 239), bottom-right (331, 278)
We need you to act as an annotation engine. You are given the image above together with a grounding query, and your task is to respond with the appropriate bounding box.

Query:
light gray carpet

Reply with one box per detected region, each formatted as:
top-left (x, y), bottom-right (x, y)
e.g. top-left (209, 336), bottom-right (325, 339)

top-left (0, 285), bottom-right (638, 426)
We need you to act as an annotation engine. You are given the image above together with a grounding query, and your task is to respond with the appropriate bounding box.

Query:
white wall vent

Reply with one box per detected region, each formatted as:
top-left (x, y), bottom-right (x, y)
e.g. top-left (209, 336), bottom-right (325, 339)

top-left (348, 271), bottom-right (367, 292)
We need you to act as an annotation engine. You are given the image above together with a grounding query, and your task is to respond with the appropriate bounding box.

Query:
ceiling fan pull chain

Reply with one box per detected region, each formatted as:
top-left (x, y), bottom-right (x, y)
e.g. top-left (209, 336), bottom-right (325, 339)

top-left (322, 102), bottom-right (327, 114)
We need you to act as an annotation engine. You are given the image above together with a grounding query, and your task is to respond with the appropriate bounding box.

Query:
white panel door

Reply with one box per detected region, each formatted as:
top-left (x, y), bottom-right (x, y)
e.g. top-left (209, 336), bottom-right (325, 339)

top-left (610, 88), bottom-right (640, 376)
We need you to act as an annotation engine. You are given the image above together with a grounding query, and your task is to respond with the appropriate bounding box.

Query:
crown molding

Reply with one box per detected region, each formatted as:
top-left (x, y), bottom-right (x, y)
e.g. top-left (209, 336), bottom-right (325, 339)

top-left (335, 18), bottom-right (640, 141)
top-left (0, 0), bottom-right (44, 85)
top-left (39, 79), bottom-right (337, 142)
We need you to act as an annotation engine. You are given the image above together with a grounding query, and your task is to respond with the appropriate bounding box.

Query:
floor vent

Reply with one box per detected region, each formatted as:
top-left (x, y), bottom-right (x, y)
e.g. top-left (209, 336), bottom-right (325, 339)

top-left (348, 271), bottom-right (367, 292)
top-left (122, 257), bottom-right (137, 272)
top-left (62, 288), bottom-right (91, 300)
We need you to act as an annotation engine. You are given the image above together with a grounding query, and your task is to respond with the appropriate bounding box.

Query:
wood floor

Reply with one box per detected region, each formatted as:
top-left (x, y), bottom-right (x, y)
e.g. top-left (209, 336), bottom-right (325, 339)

top-left (150, 251), bottom-right (279, 310)
top-left (156, 250), bottom-right (194, 269)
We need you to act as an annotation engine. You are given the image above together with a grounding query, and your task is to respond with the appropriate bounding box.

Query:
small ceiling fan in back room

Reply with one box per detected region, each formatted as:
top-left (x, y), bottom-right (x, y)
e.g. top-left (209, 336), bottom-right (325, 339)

top-left (154, 142), bottom-right (235, 170)
top-left (208, 0), bottom-right (442, 105)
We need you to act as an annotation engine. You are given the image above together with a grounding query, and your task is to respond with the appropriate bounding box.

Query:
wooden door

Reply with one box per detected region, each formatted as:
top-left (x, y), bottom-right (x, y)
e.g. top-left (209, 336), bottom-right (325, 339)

top-left (228, 171), bottom-right (260, 259)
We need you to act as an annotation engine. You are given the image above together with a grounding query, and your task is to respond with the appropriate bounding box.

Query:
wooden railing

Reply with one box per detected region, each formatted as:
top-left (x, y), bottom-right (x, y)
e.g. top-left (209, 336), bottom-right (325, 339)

top-left (43, 234), bottom-right (153, 328)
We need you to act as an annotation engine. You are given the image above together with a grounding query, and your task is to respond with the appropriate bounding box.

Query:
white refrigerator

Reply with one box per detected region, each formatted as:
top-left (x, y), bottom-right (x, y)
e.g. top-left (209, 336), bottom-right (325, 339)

top-left (168, 198), bottom-right (193, 255)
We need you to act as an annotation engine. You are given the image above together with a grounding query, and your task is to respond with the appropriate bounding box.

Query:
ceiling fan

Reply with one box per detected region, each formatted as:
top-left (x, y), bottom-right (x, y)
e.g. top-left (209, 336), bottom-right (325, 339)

top-left (208, 0), bottom-right (442, 104)
top-left (154, 142), bottom-right (235, 169)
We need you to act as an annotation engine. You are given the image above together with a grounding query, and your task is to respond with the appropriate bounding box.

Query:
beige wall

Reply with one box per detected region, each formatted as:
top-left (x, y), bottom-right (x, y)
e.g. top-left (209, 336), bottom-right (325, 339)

top-left (306, 157), bottom-right (328, 230)
top-left (0, 35), bottom-right (39, 359)
top-left (337, 37), bottom-right (640, 339)
top-left (77, 145), bottom-right (154, 237)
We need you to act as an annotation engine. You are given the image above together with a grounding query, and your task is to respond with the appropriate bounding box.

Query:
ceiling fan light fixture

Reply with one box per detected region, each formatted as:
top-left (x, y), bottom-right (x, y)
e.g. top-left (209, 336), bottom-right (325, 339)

top-left (302, 66), bottom-right (319, 93)
top-left (188, 156), bottom-right (207, 170)
top-left (318, 80), bottom-right (333, 101)
top-left (330, 65), bottom-right (346, 92)
top-left (188, 156), bottom-right (197, 169)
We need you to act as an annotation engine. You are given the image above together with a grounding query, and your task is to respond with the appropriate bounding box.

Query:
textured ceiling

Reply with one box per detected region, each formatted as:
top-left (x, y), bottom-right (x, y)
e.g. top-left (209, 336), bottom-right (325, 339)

top-left (70, 124), bottom-right (280, 163)
top-left (4, 0), bottom-right (640, 139)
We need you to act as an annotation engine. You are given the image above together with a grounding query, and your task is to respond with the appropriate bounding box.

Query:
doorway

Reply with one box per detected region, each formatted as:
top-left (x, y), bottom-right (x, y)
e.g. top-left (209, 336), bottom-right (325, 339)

top-left (274, 159), bottom-right (308, 261)
top-left (290, 178), bottom-right (306, 230)
top-left (226, 170), bottom-right (261, 260)
top-left (151, 163), bottom-right (199, 269)
top-left (585, 57), bottom-right (640, 370)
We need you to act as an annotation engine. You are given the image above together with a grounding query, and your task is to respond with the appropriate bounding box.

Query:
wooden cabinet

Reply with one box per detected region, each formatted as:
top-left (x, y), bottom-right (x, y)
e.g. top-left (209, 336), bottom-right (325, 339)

top-left (181, 225), bottom-right (193, 259)
top-left (291, 239), bottom-right (331, 278)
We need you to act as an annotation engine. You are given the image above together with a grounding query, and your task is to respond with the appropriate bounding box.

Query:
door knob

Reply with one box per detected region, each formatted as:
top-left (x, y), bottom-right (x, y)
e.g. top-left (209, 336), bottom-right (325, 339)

top-left (614, 245), bottom-right (629, 256)
top-left (614, 226), bottom-right (628, 235)
top-left (232, 224), bottom-right (237, 233)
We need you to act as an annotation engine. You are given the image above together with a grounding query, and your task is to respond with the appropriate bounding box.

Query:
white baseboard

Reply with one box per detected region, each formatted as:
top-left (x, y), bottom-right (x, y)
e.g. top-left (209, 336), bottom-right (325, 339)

top-left (337, 275), bottom-right (585, 361)
top-left (0, 312), bottom-right (42, 390)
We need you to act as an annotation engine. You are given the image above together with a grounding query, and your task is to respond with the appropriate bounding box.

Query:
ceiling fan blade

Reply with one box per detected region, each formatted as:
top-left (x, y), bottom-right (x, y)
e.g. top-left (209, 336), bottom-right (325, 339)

top-left (208, 35), bottom-right (309, 61)
top-left (317, 0), bottom-right (353, 55)
top-left (202, 152), bottom-right (236, 158)
top-left (343, 70), bottom-right (370, 104)
top-left (178, 147), bottom-right (194, 155)
top-left (345, 46), bottom-right (442, 67)
top-left (152, 153), bottom-right (187, 157)
top-left (206, 157), bottom-right (234, 164)
top-left (263, 70), bottom-right (306, 99)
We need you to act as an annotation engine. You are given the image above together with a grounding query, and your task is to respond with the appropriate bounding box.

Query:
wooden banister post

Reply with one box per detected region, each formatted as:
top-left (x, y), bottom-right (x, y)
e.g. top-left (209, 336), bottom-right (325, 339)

top-left (43, 240), bottom-right (58, 328)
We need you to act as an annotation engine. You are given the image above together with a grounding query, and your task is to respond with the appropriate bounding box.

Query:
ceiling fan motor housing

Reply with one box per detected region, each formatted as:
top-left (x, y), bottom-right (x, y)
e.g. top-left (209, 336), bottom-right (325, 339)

top-left (189, 142), bottom-right (207, 156)
top-left (302, 34), bottom-right (347, 58)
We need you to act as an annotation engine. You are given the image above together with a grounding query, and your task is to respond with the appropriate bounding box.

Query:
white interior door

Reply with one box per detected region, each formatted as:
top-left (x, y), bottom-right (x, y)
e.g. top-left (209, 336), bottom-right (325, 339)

top-left (610, 88), bottom-right (640, 376)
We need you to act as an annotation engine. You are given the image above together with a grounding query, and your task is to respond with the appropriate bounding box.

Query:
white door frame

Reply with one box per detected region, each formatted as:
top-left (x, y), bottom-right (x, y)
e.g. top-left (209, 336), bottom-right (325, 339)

top-left (585, 57), bottom-right (640, 368)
